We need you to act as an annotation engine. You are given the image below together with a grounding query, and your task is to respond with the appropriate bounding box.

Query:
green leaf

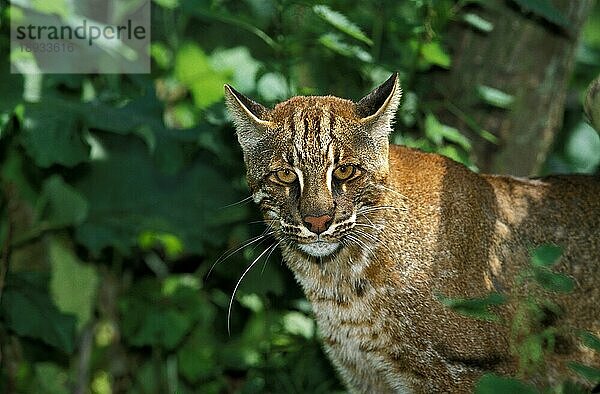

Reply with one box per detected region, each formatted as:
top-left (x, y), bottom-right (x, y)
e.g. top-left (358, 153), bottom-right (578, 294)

top-left (566, 122), bottom-right (600, 173)
top-left (463, 13), bottom-right (494, 33)
top-left (475, 373), bottom-right (537, 394)
top-left (31, 363), bottom-right (70, 394)
top-left (476, 85), bottom-right (515, 109)
top-left (0, 273), bottom-right (77, 353)
top-left (313, 5), bottom-right (373, 45)
top-left (512, 0), bottom-right (571, 30)
top-left (532, 267), bottom-right (575, 293)
top-left (74, 133), bottom-right (245, 256)
top-left (421, 41), bottom-right (451, 69)
top-left (579, 331), bottom-right (600, 352)
top-left (437, 292), bottom-right (506, 322)
top-left (425, 113), bottom-right (472, 150)
top-left (319, 33), bottom-right (373, 62)
top-left (568, 362), bottom-right (600, 384)
top-left (177, 327), bottom-right (219, 382)
top-left (138, 231), bottom-right (184, 260)
top-left (49, 240), bottom-right (99, 329)
top-left (37, 175), bottom-right (89, 228)
top-left (257, 72), bottom-right (289, 102)
top-left (530, 244), bottom-right (563, 267)
top-left (20, 104), bottom-right (90, 167)
top-left (282, 311), bottom-right (314, 339)
top-left (120, 280), bottom-right (210, 350)
top-left (210, 47), bottom-right (262, 93)
top-left (175, 43), bottom-right (230, 109)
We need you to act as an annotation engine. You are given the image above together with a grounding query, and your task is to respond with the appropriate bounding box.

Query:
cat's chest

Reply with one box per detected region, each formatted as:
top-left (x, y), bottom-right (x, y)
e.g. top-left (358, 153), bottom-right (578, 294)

top-left (310, 294), bottom-right (411, 393)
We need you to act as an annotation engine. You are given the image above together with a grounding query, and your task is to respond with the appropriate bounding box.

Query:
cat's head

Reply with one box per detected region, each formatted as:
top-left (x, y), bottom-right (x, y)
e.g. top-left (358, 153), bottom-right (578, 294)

top-left (225, 74), bottom-right (401, 258)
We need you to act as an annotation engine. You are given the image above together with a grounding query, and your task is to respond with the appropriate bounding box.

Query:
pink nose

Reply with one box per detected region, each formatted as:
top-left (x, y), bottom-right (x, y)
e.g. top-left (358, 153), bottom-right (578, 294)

top-left (303, 214), bottom-right (333, 234)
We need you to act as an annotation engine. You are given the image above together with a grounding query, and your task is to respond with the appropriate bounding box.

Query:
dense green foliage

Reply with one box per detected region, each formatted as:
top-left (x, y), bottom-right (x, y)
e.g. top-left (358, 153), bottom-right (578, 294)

top-left (0, 0), bottom-right (599, 393)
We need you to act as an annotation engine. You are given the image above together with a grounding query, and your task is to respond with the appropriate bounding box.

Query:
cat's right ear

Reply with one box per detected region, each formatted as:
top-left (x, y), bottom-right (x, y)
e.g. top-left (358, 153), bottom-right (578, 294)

top-left (224, 85), bottom-right (272, 152)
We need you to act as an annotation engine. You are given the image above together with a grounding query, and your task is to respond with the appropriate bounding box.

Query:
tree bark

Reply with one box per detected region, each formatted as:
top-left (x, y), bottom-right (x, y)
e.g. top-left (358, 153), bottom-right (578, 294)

top-left (434, 0), bottom-right (595, 176)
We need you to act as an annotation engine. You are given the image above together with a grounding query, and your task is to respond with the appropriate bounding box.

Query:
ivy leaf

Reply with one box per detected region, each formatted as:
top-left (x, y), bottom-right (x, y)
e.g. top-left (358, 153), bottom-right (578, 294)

top-left (0, 273), bottom-right (77, 353)
top-left (532, 267), bottom-right (574, 293)
top-left (530, 244), bottom-right (563, 267)
top-left (568, 362), bottom-right (600, 384)
top-left (579, 331), bottom-right (600, 352)
top-left (313, 5), bottom-right (373, 45)
top-left (437, 292), bottom-right (506, 322)
top-left (475, 373), bottom-right (537, 394)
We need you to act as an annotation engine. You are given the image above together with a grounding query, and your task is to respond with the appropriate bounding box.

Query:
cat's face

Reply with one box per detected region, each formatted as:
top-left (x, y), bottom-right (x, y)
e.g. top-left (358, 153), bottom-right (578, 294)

top-left (225, 74), bottom-right (401, 258)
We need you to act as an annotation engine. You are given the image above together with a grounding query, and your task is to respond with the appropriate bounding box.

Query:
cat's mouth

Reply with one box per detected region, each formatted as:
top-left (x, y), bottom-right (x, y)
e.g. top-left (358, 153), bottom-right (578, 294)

top-left (297, 240), bottom-right (340, 257)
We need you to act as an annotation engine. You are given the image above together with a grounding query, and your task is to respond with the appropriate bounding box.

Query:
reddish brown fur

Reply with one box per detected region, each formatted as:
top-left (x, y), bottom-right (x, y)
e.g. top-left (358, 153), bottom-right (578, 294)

top-left (224, 76), bottom-right (600, 393)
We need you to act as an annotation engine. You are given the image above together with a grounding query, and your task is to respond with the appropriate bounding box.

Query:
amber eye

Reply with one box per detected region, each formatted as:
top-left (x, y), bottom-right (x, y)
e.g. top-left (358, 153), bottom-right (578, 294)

top-left (333, 164), bottom-right (357, 181)
top-left (275, 169), bottom-right (298, 184)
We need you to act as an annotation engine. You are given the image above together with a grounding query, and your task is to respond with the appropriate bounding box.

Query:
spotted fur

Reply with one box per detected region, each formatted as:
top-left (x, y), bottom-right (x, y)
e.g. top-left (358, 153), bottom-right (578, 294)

top-left (225, 74), bottom-right (600, 393)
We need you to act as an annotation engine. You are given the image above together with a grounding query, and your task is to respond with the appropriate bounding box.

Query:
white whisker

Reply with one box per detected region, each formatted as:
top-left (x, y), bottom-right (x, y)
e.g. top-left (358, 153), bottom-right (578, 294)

top-left (206, 230), bottom-right (274, 279)
top-left (218, 195), bottom-right (253, 209)
top-left (227, 241), bottom-right (280, 334)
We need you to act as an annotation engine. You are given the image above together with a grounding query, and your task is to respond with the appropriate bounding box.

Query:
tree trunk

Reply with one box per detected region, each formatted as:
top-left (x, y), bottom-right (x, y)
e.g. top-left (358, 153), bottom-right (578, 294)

top-left (434, 0), bottom-right (595, 176)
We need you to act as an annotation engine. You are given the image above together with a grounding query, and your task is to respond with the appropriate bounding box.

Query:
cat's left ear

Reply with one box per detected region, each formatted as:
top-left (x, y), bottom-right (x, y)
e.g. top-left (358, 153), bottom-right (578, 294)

top-left (356, 73), bottom-right (402, 138)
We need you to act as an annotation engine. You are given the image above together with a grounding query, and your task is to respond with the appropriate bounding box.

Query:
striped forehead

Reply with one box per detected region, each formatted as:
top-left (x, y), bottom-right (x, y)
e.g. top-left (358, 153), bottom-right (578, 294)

top-left (287, 106), bottom-right (335, 167)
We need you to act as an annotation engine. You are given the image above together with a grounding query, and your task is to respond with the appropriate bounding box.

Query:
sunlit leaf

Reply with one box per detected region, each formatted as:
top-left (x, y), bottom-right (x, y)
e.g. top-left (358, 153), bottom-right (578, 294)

top-left (566, 122), bottom-right (600, 173)
top-left (463, 13), bottom-right (494, 33)
top-left (257, 72), bottom-right (289, 102)
top-left (210, 47), bottom-right (262, 93)
top-left (477, 85), bottom-right (515, 109)
top-left (421, 41), bottom-right (451, 69)
top-left (283, 311), bottom-right (314, 339)
top-left (568, 362), bottom-right (600, 384)
top-left (49, 239), bottom-right (99, 329)
top-left (579, 331), bottom-right (600, 352)
top-left (425, 113), bottom-right (472, 150)
top-left (313, 5), bottom-right (373, 45)
top-left (175, 43), bottom-right (230, 109)
top-left (319, 33), bottom-right (373, 62)
top-left (138, 231), bottom-right (184, 260)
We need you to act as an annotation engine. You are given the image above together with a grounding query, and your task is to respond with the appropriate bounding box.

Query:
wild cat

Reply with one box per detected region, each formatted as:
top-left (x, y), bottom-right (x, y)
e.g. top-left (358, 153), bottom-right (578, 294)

top-left (224, 73), bottom-right (600, 393)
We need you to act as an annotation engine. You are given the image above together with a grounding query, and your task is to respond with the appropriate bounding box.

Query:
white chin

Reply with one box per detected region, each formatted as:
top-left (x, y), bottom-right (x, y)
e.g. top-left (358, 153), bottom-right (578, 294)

top-left (298, 241), bottom-right (340, 257)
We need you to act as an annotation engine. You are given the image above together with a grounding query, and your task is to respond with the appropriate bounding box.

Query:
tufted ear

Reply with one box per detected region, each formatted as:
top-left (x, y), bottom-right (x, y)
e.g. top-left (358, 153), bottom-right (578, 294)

top-left (356, 73), bottom-right (402, 140)
top-left (224, 84), bottom-right (273, 153)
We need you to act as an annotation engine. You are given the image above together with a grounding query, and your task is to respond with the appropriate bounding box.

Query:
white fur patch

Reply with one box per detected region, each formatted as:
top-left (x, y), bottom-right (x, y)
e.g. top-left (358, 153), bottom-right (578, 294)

top-left (252, 190), bottom-right (268, 203)
top-left (298, 241), bottom-right (340, 257)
